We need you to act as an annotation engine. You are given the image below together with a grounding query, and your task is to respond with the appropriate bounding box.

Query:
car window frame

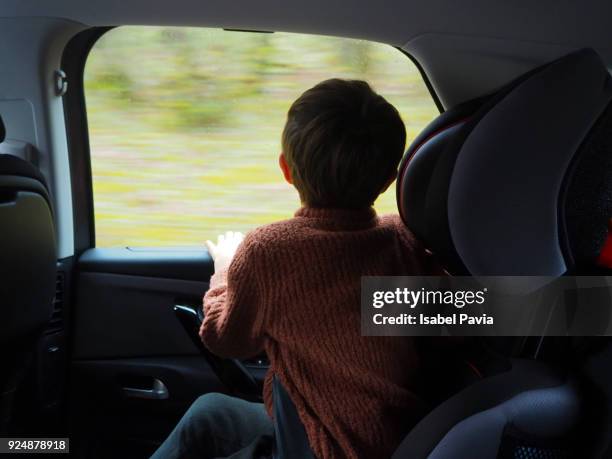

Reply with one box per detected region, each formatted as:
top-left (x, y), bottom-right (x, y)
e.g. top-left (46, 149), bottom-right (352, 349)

top-left (62, 26), bottom-right (442, 255)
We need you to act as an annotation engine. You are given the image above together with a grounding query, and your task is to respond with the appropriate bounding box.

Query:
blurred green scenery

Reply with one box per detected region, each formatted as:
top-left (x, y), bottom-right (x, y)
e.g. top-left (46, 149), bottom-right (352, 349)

top-left (85, 27), bottom-right (438, 247)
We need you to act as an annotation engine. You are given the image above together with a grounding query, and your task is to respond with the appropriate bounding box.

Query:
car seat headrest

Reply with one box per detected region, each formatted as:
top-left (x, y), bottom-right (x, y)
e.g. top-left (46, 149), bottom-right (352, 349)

top-left (397, 48), bottom-right (612, 275)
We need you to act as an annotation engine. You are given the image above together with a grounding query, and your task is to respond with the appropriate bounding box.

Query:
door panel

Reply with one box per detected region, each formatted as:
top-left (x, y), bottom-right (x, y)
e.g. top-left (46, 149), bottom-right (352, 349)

top-left (69, 247), bottom-right (266, 458)
top-left (73, 271), bottom-right (206, 359)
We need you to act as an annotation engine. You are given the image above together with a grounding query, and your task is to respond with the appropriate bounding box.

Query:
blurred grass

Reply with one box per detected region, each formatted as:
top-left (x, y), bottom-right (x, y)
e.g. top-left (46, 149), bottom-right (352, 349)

top-left (85, 27), bottom-right (439, 247)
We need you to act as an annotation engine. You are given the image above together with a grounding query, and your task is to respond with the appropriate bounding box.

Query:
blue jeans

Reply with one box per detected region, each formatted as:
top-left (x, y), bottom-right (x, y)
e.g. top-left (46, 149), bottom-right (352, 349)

top-left (150, 393), bottom-right (274, 459)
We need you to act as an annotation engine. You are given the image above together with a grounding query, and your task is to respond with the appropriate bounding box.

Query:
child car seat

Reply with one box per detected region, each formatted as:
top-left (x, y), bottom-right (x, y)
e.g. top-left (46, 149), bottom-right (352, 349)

top-left (393, 48), bottom-right (612, 458)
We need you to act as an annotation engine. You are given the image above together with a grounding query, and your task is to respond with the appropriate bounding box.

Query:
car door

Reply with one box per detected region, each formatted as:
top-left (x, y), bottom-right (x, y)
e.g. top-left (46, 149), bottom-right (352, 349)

top-left (61, 25), bottom-right (439, 458)
top-left (61, 28), bottom-right (274, 459)
top-left (68, 248), bottom-right (231, 458)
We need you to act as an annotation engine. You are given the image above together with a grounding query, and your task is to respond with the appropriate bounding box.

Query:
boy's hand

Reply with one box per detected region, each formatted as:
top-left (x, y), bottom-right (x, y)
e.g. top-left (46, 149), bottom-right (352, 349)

top-left (206, 231), bottom-right (245, 272)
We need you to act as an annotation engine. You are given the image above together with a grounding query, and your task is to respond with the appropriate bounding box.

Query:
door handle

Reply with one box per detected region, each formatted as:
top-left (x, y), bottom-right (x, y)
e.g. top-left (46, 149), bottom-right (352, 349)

top-left (122, 378), bottom-right (169, 400)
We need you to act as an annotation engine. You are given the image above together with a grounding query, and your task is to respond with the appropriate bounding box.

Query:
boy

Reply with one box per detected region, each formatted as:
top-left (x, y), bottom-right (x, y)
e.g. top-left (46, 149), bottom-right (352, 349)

top-left (152, 79), bottom-right (439, 459)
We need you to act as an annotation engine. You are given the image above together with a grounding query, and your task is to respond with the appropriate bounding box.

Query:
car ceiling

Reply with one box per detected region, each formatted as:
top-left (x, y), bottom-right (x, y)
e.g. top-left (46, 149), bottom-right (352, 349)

top-left (2, 0), bottom-right (612, 107)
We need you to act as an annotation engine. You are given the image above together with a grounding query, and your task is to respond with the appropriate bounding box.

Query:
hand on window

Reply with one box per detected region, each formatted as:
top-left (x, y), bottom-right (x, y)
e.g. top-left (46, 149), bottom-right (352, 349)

top-left (206, 231), bottom-right (245, 272)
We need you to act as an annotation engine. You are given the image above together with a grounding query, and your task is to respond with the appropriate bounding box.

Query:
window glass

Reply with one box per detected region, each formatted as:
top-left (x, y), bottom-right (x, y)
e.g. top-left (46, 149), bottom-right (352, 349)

top-left (85, 27), bottom-right (439, 247)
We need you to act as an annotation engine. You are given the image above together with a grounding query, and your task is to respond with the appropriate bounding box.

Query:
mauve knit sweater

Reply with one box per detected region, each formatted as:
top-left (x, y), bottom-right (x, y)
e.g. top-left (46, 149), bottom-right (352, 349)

top-left (200, 207), bottom-right (440, 459)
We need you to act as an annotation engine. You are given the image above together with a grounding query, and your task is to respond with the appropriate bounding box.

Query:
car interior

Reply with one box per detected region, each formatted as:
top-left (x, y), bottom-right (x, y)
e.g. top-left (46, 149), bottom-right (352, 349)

top-left (1, 1), bottom-right (612, 458)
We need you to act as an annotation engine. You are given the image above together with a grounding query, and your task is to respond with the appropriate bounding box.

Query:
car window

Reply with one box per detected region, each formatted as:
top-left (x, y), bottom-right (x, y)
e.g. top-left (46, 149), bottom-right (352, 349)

top-left (85, 27), bottom-right (439, 247)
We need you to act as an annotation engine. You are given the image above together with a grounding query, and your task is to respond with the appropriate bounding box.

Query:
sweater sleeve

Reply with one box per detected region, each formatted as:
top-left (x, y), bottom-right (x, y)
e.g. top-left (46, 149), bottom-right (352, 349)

top-left (199, 235), bottom-right (267, 359)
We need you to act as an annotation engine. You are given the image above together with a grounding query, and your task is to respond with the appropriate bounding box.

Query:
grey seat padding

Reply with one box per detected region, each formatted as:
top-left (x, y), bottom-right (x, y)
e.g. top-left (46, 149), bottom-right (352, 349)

top-left (428, 379), bottom-right (579, 458)
top-left (392, 360), bottom-right (578, 458)
top-left (397, 48), bottom-right (612, 276)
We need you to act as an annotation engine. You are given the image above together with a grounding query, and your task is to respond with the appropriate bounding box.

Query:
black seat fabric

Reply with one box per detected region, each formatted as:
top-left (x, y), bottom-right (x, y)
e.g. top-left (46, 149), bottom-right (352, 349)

top-left (392, 360), bottom-right (580, 459)
top-left (397, 48), bottom-right (612, 276)
top-left (0, 153), bottom-right (47, 188)
top-left (0, 150), bottom-right (56, 433)
top-left (272, 377), bottom-right (314, 459)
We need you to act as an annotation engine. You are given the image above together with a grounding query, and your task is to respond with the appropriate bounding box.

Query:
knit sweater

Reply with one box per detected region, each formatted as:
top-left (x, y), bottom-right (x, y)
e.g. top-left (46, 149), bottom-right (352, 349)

top-left (200, 207), bottom-right (440, 459)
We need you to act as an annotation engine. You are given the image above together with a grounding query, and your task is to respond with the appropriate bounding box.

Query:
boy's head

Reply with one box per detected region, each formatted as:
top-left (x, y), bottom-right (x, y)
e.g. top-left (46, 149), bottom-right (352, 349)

top-left (280, 79), bottom-right (406, 209)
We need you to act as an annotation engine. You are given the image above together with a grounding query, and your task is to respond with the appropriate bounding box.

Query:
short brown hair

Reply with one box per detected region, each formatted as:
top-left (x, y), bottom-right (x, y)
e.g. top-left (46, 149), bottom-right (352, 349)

top-left (282, 79), bottom-right (406, 209)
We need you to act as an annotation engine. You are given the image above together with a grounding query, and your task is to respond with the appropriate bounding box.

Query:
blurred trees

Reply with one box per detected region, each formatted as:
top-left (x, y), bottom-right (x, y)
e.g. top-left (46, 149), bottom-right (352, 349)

top-left (85, 27), bottom-right (437, 247)
top-left (86, 28), bottom-right (376, 130)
